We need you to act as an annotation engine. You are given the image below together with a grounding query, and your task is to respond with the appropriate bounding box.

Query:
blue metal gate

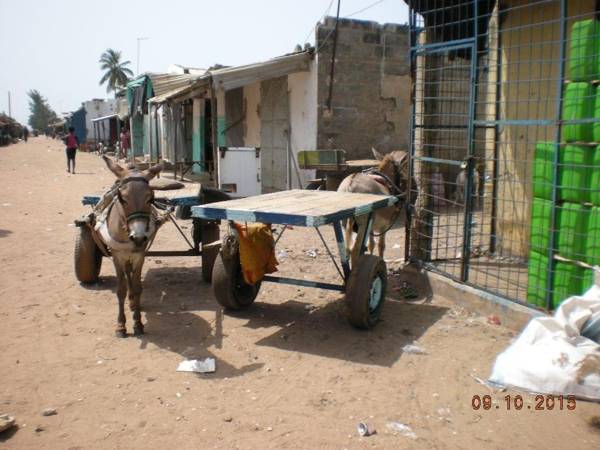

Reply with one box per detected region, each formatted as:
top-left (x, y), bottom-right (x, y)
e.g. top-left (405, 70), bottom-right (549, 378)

top-left (406, 0), bottom-right (598, 309)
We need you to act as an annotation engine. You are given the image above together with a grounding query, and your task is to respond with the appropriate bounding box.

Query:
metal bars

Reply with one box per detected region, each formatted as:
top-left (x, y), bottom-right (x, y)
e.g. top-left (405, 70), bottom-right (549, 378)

top-left (407, 0), bottom-right (600, 309)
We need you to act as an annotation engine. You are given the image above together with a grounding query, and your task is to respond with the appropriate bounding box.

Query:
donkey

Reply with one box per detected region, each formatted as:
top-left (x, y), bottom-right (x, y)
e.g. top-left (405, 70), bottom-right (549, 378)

top-left (98, 156), bottom-right (163, 337)
top-left (337, 148), bottom-right (416, 267)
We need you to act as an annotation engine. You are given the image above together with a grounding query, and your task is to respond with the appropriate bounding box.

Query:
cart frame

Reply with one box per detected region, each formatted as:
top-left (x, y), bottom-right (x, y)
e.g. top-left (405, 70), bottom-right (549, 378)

top-left (191, 189), bottom-right (399, 328)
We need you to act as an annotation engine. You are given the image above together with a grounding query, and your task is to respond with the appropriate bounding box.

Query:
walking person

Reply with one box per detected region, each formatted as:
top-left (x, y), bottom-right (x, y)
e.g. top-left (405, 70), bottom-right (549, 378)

top-left (22, 127), bottom-right (29, 142)
top-left (64, 126), bottom-right (79, 174)
top-left (119, 128), bottom-right (130, 160)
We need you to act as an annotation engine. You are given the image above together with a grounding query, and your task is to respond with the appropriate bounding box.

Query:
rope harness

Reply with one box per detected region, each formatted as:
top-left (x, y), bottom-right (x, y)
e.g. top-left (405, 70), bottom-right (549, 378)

top-left (361, 159), bottom-right (409, 237)
top-left (92, 176), bottom-right (166, 253)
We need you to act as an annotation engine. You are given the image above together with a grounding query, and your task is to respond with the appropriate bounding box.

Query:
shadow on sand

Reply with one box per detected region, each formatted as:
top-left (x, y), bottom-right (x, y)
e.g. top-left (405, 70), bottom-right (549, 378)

top-left (83, 263), bottom-right (445, 370)
top-left (93, 266), bottom-right (263, 379)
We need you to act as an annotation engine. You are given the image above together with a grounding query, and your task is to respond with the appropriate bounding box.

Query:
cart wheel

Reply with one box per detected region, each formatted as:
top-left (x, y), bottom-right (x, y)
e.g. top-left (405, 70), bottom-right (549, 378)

top-left (201, 221), bottom-right (220, 283)
top-left (74, 227), bottom-right (103, 284)
top-left (212, 235), bottom-right (260, 310)
top-left (346, 254), bottom-right (387, 329)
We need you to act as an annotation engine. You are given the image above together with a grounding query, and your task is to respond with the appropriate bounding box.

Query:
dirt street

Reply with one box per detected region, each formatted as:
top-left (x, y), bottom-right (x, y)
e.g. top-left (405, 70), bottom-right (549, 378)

top-left (0, 137), bottom-right (599, 449)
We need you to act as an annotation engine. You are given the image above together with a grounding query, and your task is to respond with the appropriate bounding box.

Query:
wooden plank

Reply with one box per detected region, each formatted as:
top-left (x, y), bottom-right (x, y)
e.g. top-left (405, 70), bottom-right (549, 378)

top-left (297, 149), bottom-right (346, 168)
top-left (191, 189), bottom-right (398, 226)
top-left (82, 183), bottom-right (202, 207)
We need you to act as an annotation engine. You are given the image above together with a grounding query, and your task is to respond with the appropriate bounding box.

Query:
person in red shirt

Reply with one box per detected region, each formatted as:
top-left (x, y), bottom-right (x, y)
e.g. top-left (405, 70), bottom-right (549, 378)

top-left (120, 128), bottom-right (130, 160)
top-left (64, 126), bottom-right (79, 174)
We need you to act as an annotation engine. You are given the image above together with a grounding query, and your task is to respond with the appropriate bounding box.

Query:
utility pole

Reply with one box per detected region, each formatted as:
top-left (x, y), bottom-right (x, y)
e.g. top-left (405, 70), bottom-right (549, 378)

top-left (136, 37), bottom-right (149, 76)
top-left (7, 91), bottom-right (11, 118)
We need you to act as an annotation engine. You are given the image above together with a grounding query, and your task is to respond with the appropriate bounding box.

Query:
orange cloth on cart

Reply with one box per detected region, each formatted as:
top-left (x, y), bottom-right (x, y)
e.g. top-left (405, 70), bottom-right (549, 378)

top-left (233, 222), bottom-right (279, 285)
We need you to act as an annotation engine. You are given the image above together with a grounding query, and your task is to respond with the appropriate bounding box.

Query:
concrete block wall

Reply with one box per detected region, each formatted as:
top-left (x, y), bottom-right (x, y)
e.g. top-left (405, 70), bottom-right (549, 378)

top-left (316, 17), bottom-right (410, 159)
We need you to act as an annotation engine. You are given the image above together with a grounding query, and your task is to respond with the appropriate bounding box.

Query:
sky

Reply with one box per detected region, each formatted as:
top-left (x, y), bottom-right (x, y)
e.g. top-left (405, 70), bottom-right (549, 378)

top-left (0, 0), bottom-right (408, 126)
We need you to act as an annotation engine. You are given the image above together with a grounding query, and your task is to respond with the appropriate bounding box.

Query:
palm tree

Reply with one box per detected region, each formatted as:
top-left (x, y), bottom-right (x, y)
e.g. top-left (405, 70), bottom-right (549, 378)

top-left (99, 49), bottom-right (134, 93)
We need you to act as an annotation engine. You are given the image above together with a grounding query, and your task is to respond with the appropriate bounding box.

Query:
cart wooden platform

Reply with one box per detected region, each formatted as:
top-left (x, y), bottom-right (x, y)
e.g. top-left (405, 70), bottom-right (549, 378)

top-left (191, 189), bottom-right (398, 329)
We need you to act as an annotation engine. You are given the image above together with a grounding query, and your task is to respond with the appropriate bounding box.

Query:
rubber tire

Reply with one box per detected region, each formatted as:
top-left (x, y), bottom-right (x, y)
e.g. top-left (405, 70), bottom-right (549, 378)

top-left (201, 222), bottom-right (220, 283)
top-left (74, 227), bottom-right (103, 284)
top-left (346, 254), bottom-right (387, 329)
top-left (212, 240), bottom-right (260, 310)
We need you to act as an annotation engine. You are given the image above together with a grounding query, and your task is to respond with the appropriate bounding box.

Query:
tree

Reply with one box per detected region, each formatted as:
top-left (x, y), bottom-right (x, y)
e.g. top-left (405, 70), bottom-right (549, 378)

top-left (99, 49), bottom-right (134, 93)
top-left (27, 90), bottom-right (58, 131)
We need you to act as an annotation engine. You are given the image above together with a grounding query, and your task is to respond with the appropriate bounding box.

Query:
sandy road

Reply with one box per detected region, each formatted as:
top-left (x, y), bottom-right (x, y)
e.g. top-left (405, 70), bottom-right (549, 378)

top-left (0, 137), bottom-right (598, 449)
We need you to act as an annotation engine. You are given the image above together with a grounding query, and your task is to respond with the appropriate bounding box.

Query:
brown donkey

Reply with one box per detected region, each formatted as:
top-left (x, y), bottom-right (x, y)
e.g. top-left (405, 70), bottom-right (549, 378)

top-left (99, 156), bottom-right (163, 337)
top-left (337, 148), bottom-right (416, 267)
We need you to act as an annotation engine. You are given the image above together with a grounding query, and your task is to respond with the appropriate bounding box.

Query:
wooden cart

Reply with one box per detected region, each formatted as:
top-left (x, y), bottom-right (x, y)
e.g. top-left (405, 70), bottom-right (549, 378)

top-left (297, 150), bottom-right (379, 190)
top-left (74, 184), bottom-right (225, 284)
top-left (191, 189), bottom-right (398, 329)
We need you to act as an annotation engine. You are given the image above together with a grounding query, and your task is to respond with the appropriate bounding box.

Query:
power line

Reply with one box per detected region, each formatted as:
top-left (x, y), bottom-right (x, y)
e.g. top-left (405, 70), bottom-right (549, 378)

top-left (303, 0), bottom-right (335, 44)
top-left (347, 0), bottom-right (387, 17)
top-left (315, 0), bottom-right (390, 53)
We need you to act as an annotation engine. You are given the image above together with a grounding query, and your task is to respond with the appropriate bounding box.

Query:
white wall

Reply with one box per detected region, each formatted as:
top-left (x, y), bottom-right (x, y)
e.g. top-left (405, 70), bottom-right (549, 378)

top-left (243, 82), bottom-right (261, 148)
top-left (84, 99), bottom-right (118, 142)
top-left (288, 60), bottom-right (318, 187)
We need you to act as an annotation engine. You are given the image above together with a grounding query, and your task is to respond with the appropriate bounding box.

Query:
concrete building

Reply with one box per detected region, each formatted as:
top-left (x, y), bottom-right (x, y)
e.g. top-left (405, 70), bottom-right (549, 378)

top-left (150, 17), bottom-right (410, 194)
top-left (83, 99), bottom-right (118, 142)
top-left (316, 17), bottom-right (411, 158)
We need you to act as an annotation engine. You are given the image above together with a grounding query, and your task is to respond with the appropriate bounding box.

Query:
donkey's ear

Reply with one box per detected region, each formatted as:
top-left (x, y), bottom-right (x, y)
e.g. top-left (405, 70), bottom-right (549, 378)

top-left (144, 162), bottom-right (164, 180)
top-left (372, 147), bottom-right (384, 161)
top-left (102, 155), bottom-right (128, 179)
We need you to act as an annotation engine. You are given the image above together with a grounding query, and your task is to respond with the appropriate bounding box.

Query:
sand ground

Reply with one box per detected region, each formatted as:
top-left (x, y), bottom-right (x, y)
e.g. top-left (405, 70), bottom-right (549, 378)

top-left (0, 137), bottom-right (599, 449)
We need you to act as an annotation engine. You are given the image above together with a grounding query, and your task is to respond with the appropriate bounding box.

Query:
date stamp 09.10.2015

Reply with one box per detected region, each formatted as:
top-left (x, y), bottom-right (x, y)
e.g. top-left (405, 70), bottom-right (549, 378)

top-left (472, 394), bottom-right (577, 411)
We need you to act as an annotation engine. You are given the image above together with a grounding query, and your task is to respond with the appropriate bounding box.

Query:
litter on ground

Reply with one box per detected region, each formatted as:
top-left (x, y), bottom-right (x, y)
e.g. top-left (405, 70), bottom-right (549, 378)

top-left (489, 270), bottom-right (600, 400)
top-left (177, 358), bottom-right (216, 373)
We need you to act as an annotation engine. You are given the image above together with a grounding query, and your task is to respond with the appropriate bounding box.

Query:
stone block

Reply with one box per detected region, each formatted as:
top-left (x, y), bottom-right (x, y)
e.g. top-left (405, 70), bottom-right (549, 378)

top-left (383, 62), bottom-right (410, 76)
top-left (363, 31), bottom-right (381, 44)
top-left (381, 74), bottom-right (410, 99)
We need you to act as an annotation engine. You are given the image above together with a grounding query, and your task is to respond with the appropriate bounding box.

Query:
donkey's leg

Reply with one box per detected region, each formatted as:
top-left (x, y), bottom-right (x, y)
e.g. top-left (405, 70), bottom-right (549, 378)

top-left (130, 257), bottom-right (145, 336)
top-left (368, 233), bottom-right (375, 254)
top-left (114, 261), bottom-right (128, 338)
top-left (377, 232), bottom-right (386, 259)
top-left (126, 269), bottom-right (135, 312)
top-left (344, 218), bottom-right (355, 265)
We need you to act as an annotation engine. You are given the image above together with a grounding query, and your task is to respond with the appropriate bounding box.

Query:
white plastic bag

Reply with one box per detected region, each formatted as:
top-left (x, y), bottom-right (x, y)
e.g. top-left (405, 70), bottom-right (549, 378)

top-left (489, 271), bottom-right (600, 400)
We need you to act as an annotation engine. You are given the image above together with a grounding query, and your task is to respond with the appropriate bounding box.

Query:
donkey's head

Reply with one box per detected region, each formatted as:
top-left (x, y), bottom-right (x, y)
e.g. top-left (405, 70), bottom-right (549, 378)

top-left (103, 156), bottom-right (163, 248)
top-left (372, 147), bottom-right (409, 191)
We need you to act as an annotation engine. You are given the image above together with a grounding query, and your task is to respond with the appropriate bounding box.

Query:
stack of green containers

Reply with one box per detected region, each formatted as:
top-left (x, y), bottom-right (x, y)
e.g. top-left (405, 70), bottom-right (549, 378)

top-left (527, 19), bottom-right (600, 309)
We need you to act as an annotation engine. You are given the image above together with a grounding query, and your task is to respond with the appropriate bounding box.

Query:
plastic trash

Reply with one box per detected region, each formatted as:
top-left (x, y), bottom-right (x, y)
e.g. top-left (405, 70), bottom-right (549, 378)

top-left (305, 249), bottom-right (318, 258)
top-left (0, 414), bottom-right (15, 433)
top-left (402, 344), bottom-right (427, 355)
top-left (581, 310), bottom-right (600, 343)
top-left (177, 358), bottom-right (216, 373)
top-left (386, 421), bottom-right (417, 439)
top-left (489, 268), bottom-right (600, 400)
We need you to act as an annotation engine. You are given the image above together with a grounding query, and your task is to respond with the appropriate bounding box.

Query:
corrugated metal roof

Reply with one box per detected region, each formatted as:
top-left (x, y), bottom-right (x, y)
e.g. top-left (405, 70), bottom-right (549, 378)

top-left (91, 114), bottom-right (119, 122)
top-left (148, 73), bottom-right (201, 97)
top-left (210, 50), bottom-right (313, 91)
top-left (149, 77), bottom-right (207, 104)
top-left (148, 73), bottom-right (207, 104)
top-left (149, 49), bottom-right (313, 104)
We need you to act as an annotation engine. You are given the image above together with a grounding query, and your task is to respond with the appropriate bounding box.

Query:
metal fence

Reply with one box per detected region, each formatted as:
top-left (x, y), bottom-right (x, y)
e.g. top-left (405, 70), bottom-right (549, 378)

top-left (406, 0), bottom-right (600, 310)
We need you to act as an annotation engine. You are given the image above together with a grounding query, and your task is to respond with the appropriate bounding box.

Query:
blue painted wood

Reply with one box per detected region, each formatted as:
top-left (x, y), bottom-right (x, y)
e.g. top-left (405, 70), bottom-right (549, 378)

top-left (333, 220), bottom-right (350, 280)
top-left (262, 275), bottom-right (345, 292)
top-left (81, 194), bottom-right (202, 207)
top-left (191, 192), bottom-right (398, 227)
